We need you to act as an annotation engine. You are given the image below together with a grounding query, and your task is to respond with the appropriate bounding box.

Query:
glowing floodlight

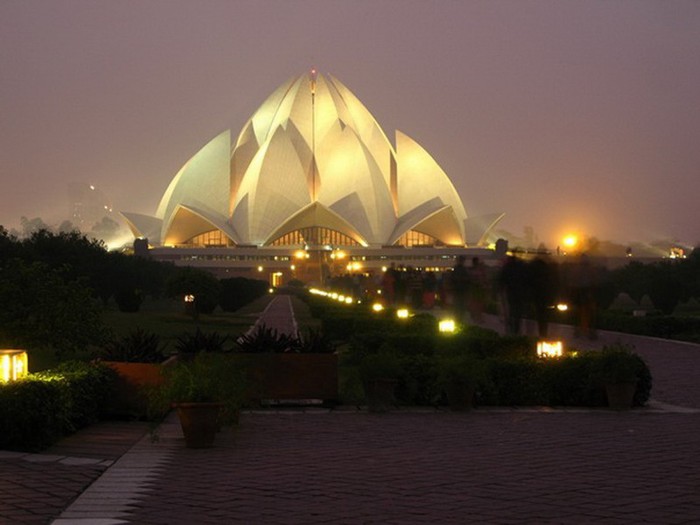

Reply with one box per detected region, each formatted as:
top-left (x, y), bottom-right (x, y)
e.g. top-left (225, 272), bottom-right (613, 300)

top-left (345, 297), bottom-right (353, 304)
top-left (563, 235), bottom-right (578, 248)
top-left (0, 350), bottom-right (28, 382)
top-left (537, 341), bottom-right (563, 358)
top-left (556, 303), bottom-right (569, 312)
top-left (396, 308), bottom-right (410, 319)
top-left (438, 319), bottom-right (456, 333)
top-left (372, 303), bottom-right (384, 312)
top-left (184, 294), bottom-right (195, 303)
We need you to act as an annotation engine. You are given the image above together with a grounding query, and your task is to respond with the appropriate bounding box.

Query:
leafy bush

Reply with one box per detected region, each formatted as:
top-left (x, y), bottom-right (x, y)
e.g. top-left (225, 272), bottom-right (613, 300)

top-left (35, 361), bottom-right (117, 430)
top-left (293, 327), bottom-right (337, 354)
top-left (235, 324), bottom-right (297, 353)
top-left (0, 379), bottom-right (66, 451)
top-left (0, 361), bottom-right (117, 451)
top-left (100, 328), bottom-right (167, 363)
top-left (149, 353), bottom-right (247, 425)
top-left (175, 328), bottom-right (229, 357)
top-left (113, 287), bottom-right (144, 313)
top-left (485, 358), bottom-right (549, 406)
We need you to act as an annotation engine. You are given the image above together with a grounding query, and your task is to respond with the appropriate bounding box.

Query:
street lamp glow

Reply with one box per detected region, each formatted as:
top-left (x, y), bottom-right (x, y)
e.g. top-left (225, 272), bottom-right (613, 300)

top-left (563, 235), bottom-right (578, 248)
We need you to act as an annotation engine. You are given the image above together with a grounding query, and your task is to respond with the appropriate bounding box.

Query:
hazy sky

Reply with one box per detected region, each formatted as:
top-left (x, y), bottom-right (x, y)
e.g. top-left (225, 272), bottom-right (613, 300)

top-left (2, 0), bottom-right (699, 247)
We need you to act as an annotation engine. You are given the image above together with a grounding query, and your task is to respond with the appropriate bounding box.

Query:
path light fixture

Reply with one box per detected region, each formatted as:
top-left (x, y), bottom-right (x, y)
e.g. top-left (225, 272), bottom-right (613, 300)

top-left (0, 350), bottom-right (28, 382)
top-left (537, 341), bottom-right (563, 358)
top-left (372, 303), bottom-right (384, 312)
top-left (438, 319), bottom-right (456, 333)
top-left (396, 308), bottom-right (410, 319)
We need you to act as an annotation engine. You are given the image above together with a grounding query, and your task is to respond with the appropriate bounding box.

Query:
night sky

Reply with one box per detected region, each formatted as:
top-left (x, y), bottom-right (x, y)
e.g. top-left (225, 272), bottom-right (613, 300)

top-left (2, 1), bottom-right (699, 247)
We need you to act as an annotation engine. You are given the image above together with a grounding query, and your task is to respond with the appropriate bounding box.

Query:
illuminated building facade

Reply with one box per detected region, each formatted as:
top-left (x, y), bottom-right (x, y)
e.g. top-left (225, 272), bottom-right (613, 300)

top-left (122, 70), bottom-right (503, 283)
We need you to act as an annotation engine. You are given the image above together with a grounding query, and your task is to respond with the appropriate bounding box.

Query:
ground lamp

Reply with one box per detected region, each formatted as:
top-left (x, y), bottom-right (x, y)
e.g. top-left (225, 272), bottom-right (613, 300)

top-left (438, 319), bottom-right (456, 333)
top-left (396, 308), bottom-right (410, 319)
top-left (0, 350), bottom-right (28, 382)
top-left (537, 341), bottom-right (563, 358)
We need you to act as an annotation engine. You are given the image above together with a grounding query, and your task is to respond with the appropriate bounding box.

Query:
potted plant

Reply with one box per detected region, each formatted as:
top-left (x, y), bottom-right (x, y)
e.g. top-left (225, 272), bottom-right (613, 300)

top-left (151, 353), bottom-right (246, 448)
top-left (592, 344), bottom-right (644, 410)
top-left (99, 328), bottom-right (176, 417)
top-left (437, 352), bottom-right (485, 411)
top-left (359, 350), bottom-right (402, 413)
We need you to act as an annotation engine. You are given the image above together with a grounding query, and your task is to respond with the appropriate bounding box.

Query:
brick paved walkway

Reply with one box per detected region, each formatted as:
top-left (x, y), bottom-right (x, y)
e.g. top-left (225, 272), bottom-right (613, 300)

top-left (1, 295), bottom-right (699, 524)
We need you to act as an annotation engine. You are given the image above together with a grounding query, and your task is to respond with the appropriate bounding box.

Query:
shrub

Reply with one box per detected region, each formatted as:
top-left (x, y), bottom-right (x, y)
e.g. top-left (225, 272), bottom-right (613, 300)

top-left (175, 328), bottom-right (229, 357)
top-left (235, 324), bottom-right (297, 353)
top-left (35, 361), bottom-right (117, 430)
top-left (293, 327), bottom-right (337, 354)
top-left (0, 361), bottom-right (117, 451)
top-left (485, 358), bottom-right (548, 406)
top-left (0, 379), bottom-right (66, 451)
top-left (100, 328), bottom-right (167, 363)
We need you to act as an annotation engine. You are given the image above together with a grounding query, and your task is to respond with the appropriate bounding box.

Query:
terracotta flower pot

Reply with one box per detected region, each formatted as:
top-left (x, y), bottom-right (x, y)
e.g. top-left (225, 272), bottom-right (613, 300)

top-left (176, 402), bottom-right (223, 448)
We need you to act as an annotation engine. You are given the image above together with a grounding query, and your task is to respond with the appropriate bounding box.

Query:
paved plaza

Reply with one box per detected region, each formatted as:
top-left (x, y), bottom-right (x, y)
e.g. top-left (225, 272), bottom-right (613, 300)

top-left (1, 297), bottom-right (699, 524)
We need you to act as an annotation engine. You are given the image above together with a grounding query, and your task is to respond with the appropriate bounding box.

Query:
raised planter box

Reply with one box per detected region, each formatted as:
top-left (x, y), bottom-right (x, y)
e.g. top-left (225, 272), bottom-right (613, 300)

top-left (232, 354), bottom-right (338, 404)
top-left (105, 356), bottom-right (177, 417)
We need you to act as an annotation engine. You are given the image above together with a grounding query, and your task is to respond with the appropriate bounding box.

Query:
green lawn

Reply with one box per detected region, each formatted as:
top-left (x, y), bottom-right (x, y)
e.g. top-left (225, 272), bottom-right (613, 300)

top-left (102, 294), bottom-right (276, 350)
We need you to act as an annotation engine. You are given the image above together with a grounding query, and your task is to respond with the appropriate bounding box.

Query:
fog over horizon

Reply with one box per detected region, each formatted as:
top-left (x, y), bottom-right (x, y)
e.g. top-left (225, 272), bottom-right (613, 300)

top-left (2, 1), bottom-right (699, 248)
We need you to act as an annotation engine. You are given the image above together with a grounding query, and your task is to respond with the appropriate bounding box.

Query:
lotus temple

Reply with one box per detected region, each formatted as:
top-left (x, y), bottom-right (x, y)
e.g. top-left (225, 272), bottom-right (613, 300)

top-left (122, 70), bottom-right (504, 284)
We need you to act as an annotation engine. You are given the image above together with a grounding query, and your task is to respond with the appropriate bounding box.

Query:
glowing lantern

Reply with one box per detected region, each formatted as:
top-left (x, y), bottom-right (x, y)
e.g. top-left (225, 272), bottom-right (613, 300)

top-left (372, 303), bottom-right (384, 312)
top-left (396, 308), bottom-right (410, 319)
top-left (0, 350), bottom-right (28, 382)
top-left (556, 303), bottom-right (568, 312)
top-left (537, 341), bottom-right (563, 358)
top-left (438, 319), bottom-right (456, 333)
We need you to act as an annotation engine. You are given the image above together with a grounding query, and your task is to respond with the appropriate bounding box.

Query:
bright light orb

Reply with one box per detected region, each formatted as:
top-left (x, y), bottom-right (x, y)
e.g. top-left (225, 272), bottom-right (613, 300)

top-left (0, 350), bottom-right (28, 382)
top-left (563, 235), bottom-right (578, 248)
top-left (438, 319), bottom-right (456, 333)
top-left (396, 308), bottom-right (409, 319)
top-left (372, 303), bottom-right (384, 312)
top-left (537, 341), bottom-right (563, 358)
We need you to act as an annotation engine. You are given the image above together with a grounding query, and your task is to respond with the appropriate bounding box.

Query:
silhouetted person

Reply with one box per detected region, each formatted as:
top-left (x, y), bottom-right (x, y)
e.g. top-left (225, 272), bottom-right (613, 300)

top-left (451, 255), bottom-right (470, 322)
top-left (499, 255), bottom-right (527, 335)
top-left (381, 263), bottom-right (398, 305)
top-left (467, 257), bottom-right (487, 322)
top-left (527, 256), bottom-right (559, 337)
top-left (570, 254), bottom-right (599, 339)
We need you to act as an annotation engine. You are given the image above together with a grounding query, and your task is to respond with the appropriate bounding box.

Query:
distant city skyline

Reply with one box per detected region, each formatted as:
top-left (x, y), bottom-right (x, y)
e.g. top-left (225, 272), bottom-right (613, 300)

top-left (1, 1), bottom-right (699, 247)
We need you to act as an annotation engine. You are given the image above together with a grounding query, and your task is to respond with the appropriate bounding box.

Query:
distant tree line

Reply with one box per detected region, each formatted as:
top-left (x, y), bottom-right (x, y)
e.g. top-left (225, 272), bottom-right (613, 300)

top-left (0, 227), bottom-right (268, 355)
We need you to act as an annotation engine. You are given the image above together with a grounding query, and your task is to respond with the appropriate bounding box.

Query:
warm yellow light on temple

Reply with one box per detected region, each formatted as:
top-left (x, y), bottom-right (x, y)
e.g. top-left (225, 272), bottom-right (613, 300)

top-left (0, 350), bottom-right (28, 382)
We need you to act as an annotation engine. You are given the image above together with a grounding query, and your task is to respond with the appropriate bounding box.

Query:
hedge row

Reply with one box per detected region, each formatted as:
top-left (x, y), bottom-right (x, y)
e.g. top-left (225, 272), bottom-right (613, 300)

top-left (596, 312), bottom-right (700, 343)
top-left (342, 342), bottom-right (651, 409)
top-left (0, 361), bottom-right (117, 451)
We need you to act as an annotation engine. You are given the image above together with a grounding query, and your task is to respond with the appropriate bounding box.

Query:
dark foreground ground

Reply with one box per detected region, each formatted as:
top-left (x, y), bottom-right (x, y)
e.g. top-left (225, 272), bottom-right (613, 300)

top-left (2, 301), bottom-right (699, 524)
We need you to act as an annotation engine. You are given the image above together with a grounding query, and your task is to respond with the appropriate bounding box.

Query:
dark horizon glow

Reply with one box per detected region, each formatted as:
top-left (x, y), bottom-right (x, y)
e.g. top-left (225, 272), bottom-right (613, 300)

top-left (1, 1), bottom-right (699, 247)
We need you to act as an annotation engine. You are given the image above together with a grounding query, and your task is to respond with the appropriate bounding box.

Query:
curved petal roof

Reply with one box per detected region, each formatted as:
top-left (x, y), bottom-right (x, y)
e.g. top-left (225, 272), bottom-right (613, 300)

top-left (122, 71), bottom-right (493, 248)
